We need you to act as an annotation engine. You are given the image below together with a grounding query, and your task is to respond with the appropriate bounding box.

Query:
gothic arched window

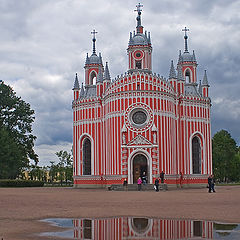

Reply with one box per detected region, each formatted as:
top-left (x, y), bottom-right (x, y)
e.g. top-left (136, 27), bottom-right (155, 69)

top-left (90, 71), bottom-right (97, 85)
top-left (185, 69), bottom-right (191, 83)
top-left (83, 138), bottom-right (91, 175)
top-left (192, 136), bottom-right (201, 174)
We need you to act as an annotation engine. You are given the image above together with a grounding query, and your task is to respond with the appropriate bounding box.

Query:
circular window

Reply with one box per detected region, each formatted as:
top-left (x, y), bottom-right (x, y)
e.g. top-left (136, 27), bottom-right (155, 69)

top-left (132, 111), bottom-right (147, 125)
top-left (136, 52), bottom-right (141, 58)
top-left (125, 103), bottom-right (153, 132)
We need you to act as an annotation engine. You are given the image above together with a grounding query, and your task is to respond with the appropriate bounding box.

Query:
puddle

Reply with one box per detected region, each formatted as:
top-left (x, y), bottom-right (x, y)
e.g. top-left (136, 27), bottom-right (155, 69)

top-left (39, 217), bottom-right (240, 239)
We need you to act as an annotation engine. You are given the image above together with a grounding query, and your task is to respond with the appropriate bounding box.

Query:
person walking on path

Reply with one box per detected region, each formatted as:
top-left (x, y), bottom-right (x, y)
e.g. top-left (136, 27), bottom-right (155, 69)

top-left (137, 177), bottom-right (142, 191)
top-left (208, 175), bottom-right (212, 193)
top-left (154, 177), bottom-right (160, 192)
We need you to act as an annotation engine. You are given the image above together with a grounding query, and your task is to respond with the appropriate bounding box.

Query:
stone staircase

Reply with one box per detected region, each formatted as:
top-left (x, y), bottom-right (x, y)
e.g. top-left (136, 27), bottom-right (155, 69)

top-left (108, 183), bottom-right (168, 191)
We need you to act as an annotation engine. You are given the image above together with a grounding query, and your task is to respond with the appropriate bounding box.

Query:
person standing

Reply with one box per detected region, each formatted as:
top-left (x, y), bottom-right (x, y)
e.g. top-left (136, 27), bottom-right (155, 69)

top-left (137, 177), bottom-right (142, 191)
top-left (211, 175), bottom-right (216, 192)
top-left (123, 178), bottom-right (128, 191)
top-left (160, 171), bottom-right (165, 190)
top-left (208, 175), bottom-right (212, 193)
top-left (142, 172), bottom-right (147, 185)
top-left (154, 177), bottom-right (160, 192)
top-left (180, 172), bottom-right (183, 188)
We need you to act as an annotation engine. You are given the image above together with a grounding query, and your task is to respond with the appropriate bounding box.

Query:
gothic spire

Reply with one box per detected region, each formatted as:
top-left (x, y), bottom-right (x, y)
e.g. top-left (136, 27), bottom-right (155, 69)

top-left (177, 65), bottom-right (185, 81)
top-left (97, 66), bottom-right (103, 83)
top-left (198, 80), bottom-right (202, 96)
top-left (73, 73), bottom-right (80, 89)
top-left (169, 60), bottom-right (177, 79)
top-left (182, 27), bottom-right (189, 53)
top-left (80, 82), bottom-right (85, 97)
top-left (202, 70), bottom-right (209, 86)
top-left (91, 29), bottom-right (98, 55)
top-left (104, 62), bottom-right (111, 81)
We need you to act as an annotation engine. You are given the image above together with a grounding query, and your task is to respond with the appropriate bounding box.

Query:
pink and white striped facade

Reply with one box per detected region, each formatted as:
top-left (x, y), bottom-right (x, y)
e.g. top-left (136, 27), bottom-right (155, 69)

top-left (73, 217), bottom-right (214, 239)
top-left (72, 5), bottom-right (211, 188)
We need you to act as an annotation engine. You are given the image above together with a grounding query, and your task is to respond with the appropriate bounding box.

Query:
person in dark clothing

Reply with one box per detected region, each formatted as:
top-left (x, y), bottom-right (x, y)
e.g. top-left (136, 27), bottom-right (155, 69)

top-left (142, 172), bottom-right (147, 185)
top-left (154, 178), bottom-right (160, 192)
top-left (123, 178), bottom-right (128, 191)
top-left (208, 175), bottom-right (212, 193)
top-left (160, 171), bottom-right (165, 184)
top-left (211, 175), bottom-right (216, 192)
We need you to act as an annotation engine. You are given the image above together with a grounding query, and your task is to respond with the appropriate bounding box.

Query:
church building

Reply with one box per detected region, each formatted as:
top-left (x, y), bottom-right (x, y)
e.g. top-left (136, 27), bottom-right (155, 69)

top-left (72, 4), bottom-right (212, 188)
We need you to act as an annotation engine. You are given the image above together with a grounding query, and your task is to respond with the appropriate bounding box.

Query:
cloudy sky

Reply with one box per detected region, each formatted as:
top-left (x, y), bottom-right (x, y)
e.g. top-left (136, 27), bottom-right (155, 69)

top-left (0, 0), bottom-right (239, 166)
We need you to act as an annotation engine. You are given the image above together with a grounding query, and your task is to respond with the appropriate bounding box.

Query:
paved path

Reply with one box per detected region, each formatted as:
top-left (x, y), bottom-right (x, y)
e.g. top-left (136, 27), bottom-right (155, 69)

top-left (0, 185), bottom-right (240, 239)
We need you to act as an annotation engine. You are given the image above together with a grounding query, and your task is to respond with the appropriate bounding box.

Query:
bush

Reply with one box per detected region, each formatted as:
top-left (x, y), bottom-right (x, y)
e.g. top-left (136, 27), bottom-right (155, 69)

top-left (0, 179), bottom-right (44, 187)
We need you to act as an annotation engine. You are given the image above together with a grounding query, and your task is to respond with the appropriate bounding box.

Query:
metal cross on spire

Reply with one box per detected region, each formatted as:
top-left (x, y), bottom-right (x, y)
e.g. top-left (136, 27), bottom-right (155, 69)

top-left (182, 27), bottom-right (190, 53)
top-left (91, 29), bottom-right (98, 54)
top-left (135, 3), bottom-right (143, 13)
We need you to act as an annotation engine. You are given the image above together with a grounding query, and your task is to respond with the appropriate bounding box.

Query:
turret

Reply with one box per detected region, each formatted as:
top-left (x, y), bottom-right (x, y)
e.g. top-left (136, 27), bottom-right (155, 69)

top-left (168, 60), bottom-right (177, 92)
top-left (127, 3), bottom-right (152, 74)
top-left (202, 70), bottom-right (209, 97)
top-left (73, 73), bottom-right (80, 100)
top-left (178, 27), bottom-right (198, 84)
top-left (84, 30), bottom-right (104, 86)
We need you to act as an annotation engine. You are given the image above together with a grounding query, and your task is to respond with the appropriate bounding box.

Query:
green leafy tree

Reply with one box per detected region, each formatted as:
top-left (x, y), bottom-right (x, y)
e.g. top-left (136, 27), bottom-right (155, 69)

top-left (212, 130), bottom-right (238, 182)
top-left (55, 150), bottom-right (73, 185)
top-left (0, 127), bottom-right (27, 178)
top-left (0, 81), bottom-right (38, 179)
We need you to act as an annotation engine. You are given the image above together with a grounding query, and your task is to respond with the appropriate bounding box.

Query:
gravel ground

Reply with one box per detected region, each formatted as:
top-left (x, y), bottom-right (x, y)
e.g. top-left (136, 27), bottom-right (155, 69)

top-left (0, 185), bottom-right (240, 239)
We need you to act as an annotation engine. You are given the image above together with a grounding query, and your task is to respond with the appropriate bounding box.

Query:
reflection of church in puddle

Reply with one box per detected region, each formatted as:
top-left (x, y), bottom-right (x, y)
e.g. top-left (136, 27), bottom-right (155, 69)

top-left (72, 4), bottom-right (212, 187)
top-left (73, 217), bottom-right (213, 239)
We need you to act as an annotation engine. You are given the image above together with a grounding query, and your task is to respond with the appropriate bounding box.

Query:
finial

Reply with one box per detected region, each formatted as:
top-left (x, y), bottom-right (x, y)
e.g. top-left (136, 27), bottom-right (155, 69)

top-left (134, 3), bottom-right (143, 33)
top-left (169, 60), bottom-right (177, 79)
top-left (73, 73), bottom-right (80, 90)
top-left (182, 27), bottom-right (189, 53)
top-left (91, 29), bottom-right (98, 54)
top-left (202, 70), bottom-right (209, 86)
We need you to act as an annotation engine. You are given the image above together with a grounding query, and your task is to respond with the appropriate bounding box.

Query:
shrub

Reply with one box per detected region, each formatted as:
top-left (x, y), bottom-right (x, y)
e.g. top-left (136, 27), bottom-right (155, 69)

top-left (0, 179), bottom-right (44, 187)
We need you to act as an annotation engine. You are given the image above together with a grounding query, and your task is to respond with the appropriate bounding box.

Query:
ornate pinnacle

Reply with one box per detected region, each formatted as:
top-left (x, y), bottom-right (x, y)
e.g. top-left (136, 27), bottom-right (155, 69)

top-left (182, 27), bottom-right (189, 53)
top-left (91, 29), bottom-right (98, 54)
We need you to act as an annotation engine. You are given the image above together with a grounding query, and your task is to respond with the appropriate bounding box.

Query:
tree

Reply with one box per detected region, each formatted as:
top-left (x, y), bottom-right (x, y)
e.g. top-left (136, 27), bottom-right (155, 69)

top-left (55, 150), bottom-right (73, 185)
top-left (212, 130), bottom-right (238, 182)
top-left (0, 81), bottom-right (38, 179)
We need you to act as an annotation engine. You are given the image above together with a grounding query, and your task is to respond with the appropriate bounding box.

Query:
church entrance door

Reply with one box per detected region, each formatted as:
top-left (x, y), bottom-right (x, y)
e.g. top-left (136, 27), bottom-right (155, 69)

top-left (133, 154), bottom-right (148, 184)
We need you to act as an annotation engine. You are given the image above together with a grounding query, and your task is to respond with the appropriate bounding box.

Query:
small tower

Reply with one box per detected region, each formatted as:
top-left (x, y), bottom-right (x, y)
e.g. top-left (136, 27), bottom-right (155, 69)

top-left (103, 62), bottom-right (111, 91)
top-left (168, 60), bottom-right (177, 92)
top-left (84, 30), bottom-right (104, 86)
top-left (202, 70), bottom-right (210, 97)
top-left (127, 3), bottom-right (152, 74)
top-left (178, 27), bottom-right (198, 84)
top-left (73, 73), bottom-right (80, 100)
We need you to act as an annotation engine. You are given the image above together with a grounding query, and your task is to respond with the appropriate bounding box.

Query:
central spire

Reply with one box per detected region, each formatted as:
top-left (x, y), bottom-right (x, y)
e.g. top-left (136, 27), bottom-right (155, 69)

top-left (182, 27), bottom-right (189, 53)
top-left (134, 3), bottom-right (143, 34)
top-left (91, 29), bottom-right (98, 54)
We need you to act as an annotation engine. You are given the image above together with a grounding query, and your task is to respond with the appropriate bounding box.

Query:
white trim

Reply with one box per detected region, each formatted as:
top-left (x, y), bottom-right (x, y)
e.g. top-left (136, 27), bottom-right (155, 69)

top-left (189, 131), bottom-right (205, 174)
top-left (79, 133), bottom-right (95, 176)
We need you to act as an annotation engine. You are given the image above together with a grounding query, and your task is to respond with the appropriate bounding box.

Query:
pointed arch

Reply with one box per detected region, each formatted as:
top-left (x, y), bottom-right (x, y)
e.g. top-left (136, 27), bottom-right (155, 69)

top-left (90, 71), bottom-right (97, 85)
top-left (184, 68), bottom-right (192, 83)
top-left (189, 132), bottom-right (205, 174)
top-left (79, 134), bottom-right (94, 175)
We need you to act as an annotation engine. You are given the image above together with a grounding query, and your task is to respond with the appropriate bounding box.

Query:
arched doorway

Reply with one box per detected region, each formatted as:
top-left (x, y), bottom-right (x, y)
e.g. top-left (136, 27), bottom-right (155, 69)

top-left (192, 136), bottom-right (201, 174)
top-left (133, 154), bottom-right (148, 183)
top-left (83, 138), bottom-right (91, 175)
